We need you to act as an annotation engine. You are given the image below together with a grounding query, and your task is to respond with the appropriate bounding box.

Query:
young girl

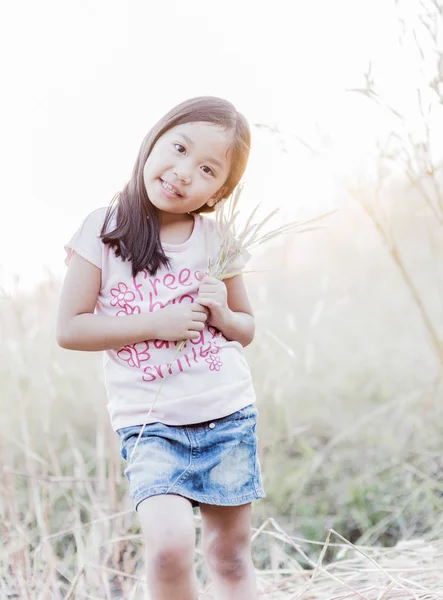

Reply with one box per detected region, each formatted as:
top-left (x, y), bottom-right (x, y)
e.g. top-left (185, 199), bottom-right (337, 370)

top-left (56, 96), bottom-right (265, 600)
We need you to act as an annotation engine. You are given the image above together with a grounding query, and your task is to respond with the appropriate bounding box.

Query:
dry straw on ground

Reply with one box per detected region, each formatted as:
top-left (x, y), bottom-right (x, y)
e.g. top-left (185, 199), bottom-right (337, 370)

top-left (2, 505), bottom-right (442, 598)
top-left (250, 520), bottom-right (443, 600)
top-left (2, 186), bottom-right (442, 598)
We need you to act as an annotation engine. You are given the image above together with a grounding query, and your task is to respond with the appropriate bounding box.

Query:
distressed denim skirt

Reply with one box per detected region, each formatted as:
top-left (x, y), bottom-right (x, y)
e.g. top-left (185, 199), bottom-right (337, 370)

top-left (116, 403), bottom-right (266, 510)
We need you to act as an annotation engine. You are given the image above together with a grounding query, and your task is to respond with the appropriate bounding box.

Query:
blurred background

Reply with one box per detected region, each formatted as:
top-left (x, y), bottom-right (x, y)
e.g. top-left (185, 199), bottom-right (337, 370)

top-left (1, 0), bottom-right (443, 597)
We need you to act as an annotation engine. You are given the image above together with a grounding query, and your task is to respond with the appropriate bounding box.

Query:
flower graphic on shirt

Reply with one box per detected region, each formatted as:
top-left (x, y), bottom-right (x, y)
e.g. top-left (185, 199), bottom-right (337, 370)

top-left (110, 282), bottom-right (135, 308)
top-left (205, 355), bottom-right (223, 372)
top-left (117, 304), bottom-right (141, 317)
top-left (117, 342), bottom-right (151, 368)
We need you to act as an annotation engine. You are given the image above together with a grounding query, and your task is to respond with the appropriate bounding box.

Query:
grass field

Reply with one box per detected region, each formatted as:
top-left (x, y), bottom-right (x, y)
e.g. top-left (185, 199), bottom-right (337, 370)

top-left (1, 192), bottom-right (443, 598)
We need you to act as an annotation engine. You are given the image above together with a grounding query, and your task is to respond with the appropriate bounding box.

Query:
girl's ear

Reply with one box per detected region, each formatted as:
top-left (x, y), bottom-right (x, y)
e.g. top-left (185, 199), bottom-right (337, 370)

top-left (207, 185), bottom-right (229, 207)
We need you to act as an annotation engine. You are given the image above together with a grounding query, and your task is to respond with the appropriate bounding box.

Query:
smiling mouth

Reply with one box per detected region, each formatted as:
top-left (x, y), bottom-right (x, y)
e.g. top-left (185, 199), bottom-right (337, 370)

top-left (160, 179), bottom-right (184, 198)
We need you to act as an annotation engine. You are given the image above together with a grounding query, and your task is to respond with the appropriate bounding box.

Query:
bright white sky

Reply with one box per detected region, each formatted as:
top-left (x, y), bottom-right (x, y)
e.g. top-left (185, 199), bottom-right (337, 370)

top-left (0, 0), bottom-right (428, 294)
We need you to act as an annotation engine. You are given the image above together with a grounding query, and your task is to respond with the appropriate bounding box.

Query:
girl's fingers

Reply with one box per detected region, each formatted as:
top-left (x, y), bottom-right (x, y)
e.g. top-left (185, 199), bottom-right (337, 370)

top-left (197, 298), bottom-right (219, 310)
top-left (192, 303), bottom-right (209, 314)
top-left (197, 294), bottom-right (219, 302)
top-left (199, 287), bottom-right (223, 297)
top-left (191, 305), bottom-right (209, 318)
top-left (189, 324), bottom-right (206, 337)
top-left (186, 330), bottom-right (201, 339)
top-left (198, 294), bottom-right (219, 302)
top-left (192, 313), bottom-right (207, 322)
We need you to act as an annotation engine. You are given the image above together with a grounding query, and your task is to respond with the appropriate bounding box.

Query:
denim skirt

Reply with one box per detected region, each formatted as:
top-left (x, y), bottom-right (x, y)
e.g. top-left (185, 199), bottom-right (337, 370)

top-left (116, 403), bottom-right (266, 510)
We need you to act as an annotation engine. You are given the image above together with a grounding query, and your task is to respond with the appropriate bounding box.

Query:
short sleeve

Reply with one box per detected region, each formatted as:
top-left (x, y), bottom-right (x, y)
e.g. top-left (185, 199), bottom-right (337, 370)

top-left (64, 208), bottom-right (108, 269)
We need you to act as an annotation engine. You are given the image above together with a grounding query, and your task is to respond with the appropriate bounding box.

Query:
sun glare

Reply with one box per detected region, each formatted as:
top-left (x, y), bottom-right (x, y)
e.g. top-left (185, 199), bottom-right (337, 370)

top-left (0, 0), bottom-right (430, 294)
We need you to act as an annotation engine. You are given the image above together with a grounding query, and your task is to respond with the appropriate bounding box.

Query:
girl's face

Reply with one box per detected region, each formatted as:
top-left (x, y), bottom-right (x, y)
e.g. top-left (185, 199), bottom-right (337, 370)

top-left (143, 121), bottom-right (233, 216)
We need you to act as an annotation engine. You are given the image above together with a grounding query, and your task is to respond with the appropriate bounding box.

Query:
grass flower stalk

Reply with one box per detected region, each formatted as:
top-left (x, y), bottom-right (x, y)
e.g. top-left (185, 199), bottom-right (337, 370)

top-left (129, 184), bottom-right (335, 459)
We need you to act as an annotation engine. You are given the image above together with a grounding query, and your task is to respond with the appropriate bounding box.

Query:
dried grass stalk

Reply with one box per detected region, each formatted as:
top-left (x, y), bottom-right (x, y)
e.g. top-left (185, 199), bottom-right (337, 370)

top-left (129, 184), bottom-right (335, 459)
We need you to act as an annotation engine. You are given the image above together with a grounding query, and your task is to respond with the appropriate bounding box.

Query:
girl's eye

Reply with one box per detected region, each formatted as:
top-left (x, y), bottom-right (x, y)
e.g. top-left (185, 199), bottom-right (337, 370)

top-left (202, 166), bottom-right (215, 177)
top-left (174, 143), bottom-right (214, 176)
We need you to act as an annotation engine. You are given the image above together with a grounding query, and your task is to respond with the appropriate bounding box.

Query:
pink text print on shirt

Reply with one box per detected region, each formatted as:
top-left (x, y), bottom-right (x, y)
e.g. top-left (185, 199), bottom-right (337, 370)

top-left (112, 268), bottom-right (225, 381)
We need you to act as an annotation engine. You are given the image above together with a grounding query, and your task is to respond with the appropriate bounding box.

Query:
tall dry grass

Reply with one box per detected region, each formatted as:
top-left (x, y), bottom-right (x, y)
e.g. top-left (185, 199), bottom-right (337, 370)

top-left (1, 178), bottom-right (443, 597)
top-left (2, 1), bottom-right (443, 594)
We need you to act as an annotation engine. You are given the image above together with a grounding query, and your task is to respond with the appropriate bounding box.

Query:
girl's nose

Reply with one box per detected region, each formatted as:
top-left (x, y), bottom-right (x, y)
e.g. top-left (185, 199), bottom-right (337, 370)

top-left (174, 167), bottom-right (191, 184)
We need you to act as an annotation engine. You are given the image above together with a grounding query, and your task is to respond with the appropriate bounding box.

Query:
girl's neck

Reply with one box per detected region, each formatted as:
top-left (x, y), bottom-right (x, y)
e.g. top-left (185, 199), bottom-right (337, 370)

top-left (156, 210), bottom-right (194, 228)
top-left (157, 210), bottom-right (196, 245)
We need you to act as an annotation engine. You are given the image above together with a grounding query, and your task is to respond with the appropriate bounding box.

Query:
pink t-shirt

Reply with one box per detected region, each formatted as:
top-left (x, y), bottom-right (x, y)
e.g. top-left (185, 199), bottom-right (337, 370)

top-left (65, 207), bottom-right (256, 431)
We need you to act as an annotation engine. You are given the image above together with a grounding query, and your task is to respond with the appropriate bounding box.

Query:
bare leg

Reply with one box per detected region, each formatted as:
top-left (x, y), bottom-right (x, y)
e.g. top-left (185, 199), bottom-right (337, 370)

top-left (137, 495), bottom-right (199, 600)
top-left (200, 503), bottom-right (258, 600)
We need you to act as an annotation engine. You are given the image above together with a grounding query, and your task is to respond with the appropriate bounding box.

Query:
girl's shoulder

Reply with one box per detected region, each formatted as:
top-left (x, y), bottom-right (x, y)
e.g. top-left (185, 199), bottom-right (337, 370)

top-left (74, 206), bottom-right (118, 241)
top-left (64, 206), bottom-right (114, 269)
top-left (198, 213), bottom-right (252, 275)
top-left (81, 206), bottom-right (115, 231)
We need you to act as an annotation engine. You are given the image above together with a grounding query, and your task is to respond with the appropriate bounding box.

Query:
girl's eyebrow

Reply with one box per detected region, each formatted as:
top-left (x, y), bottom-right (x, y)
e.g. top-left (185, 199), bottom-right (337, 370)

top-left (177, 133), bottom-right (225, 171)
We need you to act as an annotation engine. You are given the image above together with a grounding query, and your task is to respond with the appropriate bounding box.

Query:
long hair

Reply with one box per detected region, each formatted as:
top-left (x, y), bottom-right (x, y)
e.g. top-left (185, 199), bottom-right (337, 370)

top-left (100, 96), bottom-right (251, 277)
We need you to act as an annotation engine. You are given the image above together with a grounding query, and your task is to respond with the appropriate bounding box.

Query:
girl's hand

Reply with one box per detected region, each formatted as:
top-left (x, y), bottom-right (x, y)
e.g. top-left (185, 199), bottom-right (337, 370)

top-left (196, 272), bottom-right (231, 331)
top-left (152, 303), bottom-right (208, 341)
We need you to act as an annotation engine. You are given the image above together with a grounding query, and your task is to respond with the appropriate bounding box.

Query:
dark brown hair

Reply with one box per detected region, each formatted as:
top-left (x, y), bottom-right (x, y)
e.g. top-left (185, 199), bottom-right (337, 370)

top-left (100, 96), bottom-right (251, 277)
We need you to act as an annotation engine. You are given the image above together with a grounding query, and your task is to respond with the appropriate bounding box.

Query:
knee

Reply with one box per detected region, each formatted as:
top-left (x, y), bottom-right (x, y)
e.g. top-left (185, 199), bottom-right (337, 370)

top-left (204, 535), bottom-right (251, 581)
top-left (147, 540), bottom-right (195, 581)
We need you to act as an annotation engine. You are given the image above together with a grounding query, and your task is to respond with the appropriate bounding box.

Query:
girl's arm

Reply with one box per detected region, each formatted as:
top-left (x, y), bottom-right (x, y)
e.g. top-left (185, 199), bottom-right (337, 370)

top-left (56, 252), bottom-right (158, 351)
top-left (56, 252), bottom-right (207, 351)
top-left (197, 274), bottom-right (255, 347)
